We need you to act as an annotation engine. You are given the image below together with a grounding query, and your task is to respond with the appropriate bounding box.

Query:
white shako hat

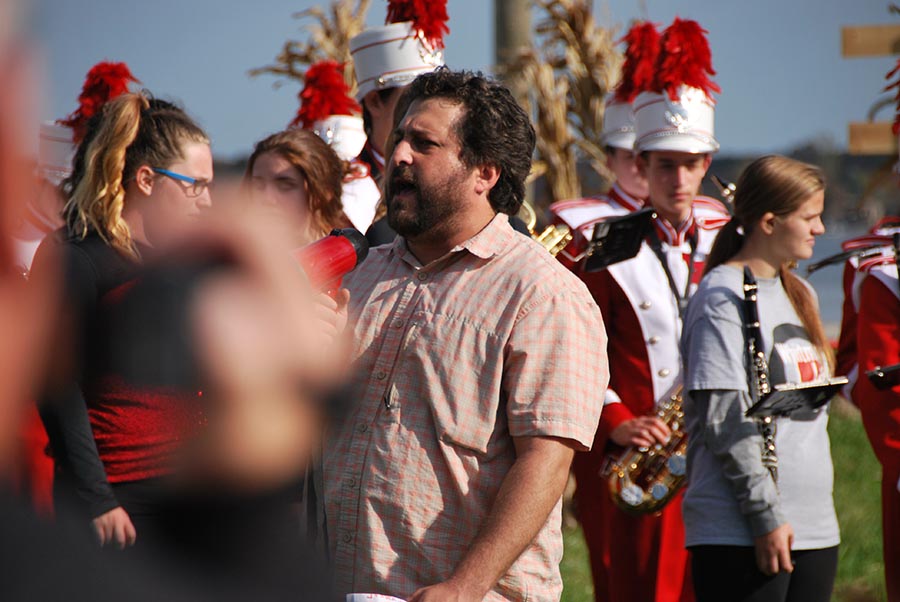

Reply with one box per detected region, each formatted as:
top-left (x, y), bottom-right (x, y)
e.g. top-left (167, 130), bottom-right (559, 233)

top-left (292, 60), bottom-right (367, 161)
top-left (350, 0), bottom-right (449, 99)
top-left (312, 115), bottom-right (367, 162)
top-left (602, 21), bottom-right (662, 150)
top-left (633, 18), bottom-right (720, 154)
top-left (38, 122), bottom-right (75, 186)
top-left (601, 99), bottom-right (636, 150)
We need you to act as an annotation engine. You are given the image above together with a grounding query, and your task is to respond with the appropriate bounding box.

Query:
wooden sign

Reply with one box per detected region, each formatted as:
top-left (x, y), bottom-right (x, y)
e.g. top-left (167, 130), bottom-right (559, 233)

top-left (848, 121), bottom-right (895, 155)
top-left (842, 24), bottom-right (900, 57)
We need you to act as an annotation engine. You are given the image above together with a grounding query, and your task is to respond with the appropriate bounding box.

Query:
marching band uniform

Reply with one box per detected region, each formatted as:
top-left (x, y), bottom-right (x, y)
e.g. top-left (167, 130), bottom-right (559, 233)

top-left (564, 19), bottom-right (727, 602)
top-left (853, 252), bottom-right (900, 602)
top-left (834, 220), bottom-right (900, 400)
top-left (577, 199), bottom-right (728, 602)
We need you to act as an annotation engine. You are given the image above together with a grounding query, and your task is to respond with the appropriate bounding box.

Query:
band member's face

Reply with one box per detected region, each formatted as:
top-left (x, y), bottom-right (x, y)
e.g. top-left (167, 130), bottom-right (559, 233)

top-left (248, 151), bottom-right (312, 243)
top-left (385, 97), bottom-right (475, 238)
top-left (143, 141), bottom-right (214, 246)
top-left (638, 151), bottom-right (711, 225)
top-left (607, 147), bottom-right (648, 200)
top-left (769, 190), bottom-right (826, 262)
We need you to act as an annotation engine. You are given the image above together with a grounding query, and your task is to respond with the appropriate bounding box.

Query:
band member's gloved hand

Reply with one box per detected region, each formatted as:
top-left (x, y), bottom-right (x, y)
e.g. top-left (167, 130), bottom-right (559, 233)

top-left (754, 522), bottom-right (794, 576)
top-left (610, 415), bottom-right (671, 448)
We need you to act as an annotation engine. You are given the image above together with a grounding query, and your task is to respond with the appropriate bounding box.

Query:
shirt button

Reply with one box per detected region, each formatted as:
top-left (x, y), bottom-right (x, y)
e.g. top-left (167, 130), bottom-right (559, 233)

top-left (648, 336), bottom-right (660, 345)
top-left (345, 477), bottom-right (356, 488)
top-left (375, 370), bottom-right (387, 380)
top-left (417, 272), bottom-right (428, 281)
top-left (357, 423), bottom-right (368, 433)
top-left (342, 532), bottom-right (352, 543)
top-left (639, 301), bottom-right (652, 310)
top-left (392, 318), bottom-right (404, 329)
top-left (658, 368), bottom-right (671, 377)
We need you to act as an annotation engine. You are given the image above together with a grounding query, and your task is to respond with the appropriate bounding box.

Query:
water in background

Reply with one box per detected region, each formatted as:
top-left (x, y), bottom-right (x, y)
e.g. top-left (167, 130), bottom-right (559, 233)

top-left (798, 223), bottom-right (868, 330)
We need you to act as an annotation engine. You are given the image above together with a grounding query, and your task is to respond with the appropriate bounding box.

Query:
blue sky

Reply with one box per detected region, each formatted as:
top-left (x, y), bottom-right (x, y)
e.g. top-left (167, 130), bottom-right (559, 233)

top-left (28, 0), bottom-right (899, 160)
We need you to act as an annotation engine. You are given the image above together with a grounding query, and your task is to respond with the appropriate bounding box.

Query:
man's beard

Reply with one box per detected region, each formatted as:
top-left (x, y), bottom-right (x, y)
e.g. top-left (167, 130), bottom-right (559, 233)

top-left (385, 165), bottom-right (461, 238)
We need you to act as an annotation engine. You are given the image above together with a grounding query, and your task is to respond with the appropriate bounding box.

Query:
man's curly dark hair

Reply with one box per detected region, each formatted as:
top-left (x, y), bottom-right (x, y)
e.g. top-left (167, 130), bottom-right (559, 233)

top-left (393, 68), bottom-right (536, 216)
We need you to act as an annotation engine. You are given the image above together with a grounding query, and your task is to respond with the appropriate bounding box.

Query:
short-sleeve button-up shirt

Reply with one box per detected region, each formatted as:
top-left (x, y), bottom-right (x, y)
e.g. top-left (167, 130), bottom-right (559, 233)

top-left (324, 213), bottom-right (608, 601)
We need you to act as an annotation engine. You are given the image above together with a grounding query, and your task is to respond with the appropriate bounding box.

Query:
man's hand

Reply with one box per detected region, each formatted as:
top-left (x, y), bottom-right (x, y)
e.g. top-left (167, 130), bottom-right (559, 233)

top-left (609, 416), bottom-right (671, 448)
top-left (92, 506), bottom-right (137, 549)
top-left (408, 578), bottom-right (481, 602)
top-left (753, 523), bottom-right (794, 576)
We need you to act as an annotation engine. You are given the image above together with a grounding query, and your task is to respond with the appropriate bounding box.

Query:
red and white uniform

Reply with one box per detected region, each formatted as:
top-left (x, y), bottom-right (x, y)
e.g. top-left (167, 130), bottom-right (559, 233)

top-left (550, 183), bottom-right (644, 270)
top-left (836, 218), bottom-right (900, 402)
top-left (852, 253), bottom-right (900, 602)
top-left (571, 196), bottom-right (729, 602)
top-left (341, 159), bottom-right (381, 233)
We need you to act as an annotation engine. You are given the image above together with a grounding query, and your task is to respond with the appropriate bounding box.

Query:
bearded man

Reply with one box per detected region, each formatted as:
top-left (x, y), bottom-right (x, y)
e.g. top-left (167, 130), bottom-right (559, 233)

top-left (321, 68), bottom-right (609, 602)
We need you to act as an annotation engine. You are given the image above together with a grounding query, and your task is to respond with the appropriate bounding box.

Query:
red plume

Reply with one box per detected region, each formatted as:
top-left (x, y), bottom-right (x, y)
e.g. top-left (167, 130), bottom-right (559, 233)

top-left (654, 18), bottom-right (720, 101)
top-left (292, 61), bottom-right (362, 129)
top-left (58, 61), bottom-right (140, 143)
top-left (884, 59), bottom-right (900, 135)
top-left (615, 22), bottom-right (661, 103)
top-left (386, 0), bottom-right (449, 50)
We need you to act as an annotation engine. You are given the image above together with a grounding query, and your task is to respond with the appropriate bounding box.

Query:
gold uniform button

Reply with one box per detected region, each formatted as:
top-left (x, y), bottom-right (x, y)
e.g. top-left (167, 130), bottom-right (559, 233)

top-left (658, 368), bottom-right (671, 377)
top-left (648, 336), bottom-right (660, 345)
top-left (639, 301), bottom-right (652, 310)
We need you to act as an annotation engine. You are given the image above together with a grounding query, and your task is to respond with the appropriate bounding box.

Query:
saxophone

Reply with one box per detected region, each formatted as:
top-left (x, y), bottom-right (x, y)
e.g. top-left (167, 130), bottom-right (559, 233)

top-left (519, 200), bottom-right (573, 256)
top-left (603, 388), bottom-right (688, 515)
top-left (743, 266), bottom-right (778, 483)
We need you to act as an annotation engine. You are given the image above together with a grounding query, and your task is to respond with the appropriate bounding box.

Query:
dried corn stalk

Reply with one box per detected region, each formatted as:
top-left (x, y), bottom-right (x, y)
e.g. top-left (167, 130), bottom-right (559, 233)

top-left (249, 0), bottom-right (371, 95)
top-left (506, 0), bottom-right (621, 203)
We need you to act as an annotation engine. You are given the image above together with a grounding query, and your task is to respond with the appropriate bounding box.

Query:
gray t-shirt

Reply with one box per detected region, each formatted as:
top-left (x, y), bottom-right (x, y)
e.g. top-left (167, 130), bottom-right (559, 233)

top-left (680, 264), bottom-right (840, 549)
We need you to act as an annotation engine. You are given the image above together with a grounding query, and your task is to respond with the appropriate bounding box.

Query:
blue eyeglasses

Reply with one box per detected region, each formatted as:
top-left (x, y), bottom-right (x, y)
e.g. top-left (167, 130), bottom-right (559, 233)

top-left (153, 168), bottom-right (212, 198)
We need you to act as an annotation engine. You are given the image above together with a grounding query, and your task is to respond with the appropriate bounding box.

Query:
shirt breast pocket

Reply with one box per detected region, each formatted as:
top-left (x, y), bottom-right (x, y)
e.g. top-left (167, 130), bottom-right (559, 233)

top-left (403, 313), bottom-right (506, 458)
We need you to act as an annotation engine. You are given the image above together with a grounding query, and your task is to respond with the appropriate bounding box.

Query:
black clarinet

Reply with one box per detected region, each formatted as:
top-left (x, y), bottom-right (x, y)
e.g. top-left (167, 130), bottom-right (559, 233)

top-left (743, 266), bottom-right (778, 483)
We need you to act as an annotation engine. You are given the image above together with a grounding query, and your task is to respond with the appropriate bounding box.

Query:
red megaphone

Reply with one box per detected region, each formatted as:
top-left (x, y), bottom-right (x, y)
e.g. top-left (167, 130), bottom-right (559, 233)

top-left (292, 228), bottom-right (369, 293)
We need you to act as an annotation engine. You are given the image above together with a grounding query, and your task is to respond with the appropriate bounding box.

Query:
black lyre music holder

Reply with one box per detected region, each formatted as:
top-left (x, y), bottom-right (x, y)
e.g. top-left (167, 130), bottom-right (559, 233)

top-left (745, 377), bottom-right (848, 418)
top-left (582, 207), bottom-right (657, 273)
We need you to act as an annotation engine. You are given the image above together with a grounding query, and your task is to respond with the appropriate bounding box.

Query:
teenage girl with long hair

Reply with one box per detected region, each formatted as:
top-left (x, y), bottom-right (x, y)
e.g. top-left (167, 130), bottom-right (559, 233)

top-left (244, 128), bottom-right (351, 247)
top-left (680, 155), bottom-right (839, 602)
top-left (33, 92), bottom-right (212, 549)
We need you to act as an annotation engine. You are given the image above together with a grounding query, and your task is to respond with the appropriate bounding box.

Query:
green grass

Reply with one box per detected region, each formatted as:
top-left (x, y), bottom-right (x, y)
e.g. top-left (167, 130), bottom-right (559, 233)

top-left (560, 402), bottom-right (887, 602)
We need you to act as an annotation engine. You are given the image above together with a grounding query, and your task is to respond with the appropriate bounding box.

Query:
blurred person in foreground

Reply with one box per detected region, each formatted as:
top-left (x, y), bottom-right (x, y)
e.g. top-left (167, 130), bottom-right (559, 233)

top-left (322, 68), bottom-right (608, 601)
top-left (32, 91), bottom-right (214, 548)
top-left (681, 155), bottom-right (839, 602)
top-left (0, 19), bottom-right (339, 601)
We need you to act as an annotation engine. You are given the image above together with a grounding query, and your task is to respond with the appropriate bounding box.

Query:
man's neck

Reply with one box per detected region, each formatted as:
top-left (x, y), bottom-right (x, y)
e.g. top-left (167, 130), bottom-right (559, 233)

top-left (405, 210), bottom-right (496, 266)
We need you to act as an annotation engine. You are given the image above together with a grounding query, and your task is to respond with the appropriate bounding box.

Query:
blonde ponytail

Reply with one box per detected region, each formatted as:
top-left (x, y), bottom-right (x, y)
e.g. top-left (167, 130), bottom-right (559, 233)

top-left (65, 94), bottom-right (147, 256)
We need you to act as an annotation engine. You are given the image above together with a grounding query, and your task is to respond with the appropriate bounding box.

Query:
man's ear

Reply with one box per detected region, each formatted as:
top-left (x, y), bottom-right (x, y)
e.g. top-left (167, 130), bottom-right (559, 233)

top-left (134, 165), bottom-right (155, 196)
top-left (473, 164), bottom-right (501, 196)
top-left (701, 153), bottom-right (713, 173)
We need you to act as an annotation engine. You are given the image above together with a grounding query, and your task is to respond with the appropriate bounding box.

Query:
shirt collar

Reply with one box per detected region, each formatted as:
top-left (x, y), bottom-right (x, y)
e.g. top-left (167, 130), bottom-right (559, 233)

top-left (392, 213), bottom-right (512, 268)
top-left (652, 211), bottom-right (696, 247)
top-left (609, 183), bottom-right (644, 212)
